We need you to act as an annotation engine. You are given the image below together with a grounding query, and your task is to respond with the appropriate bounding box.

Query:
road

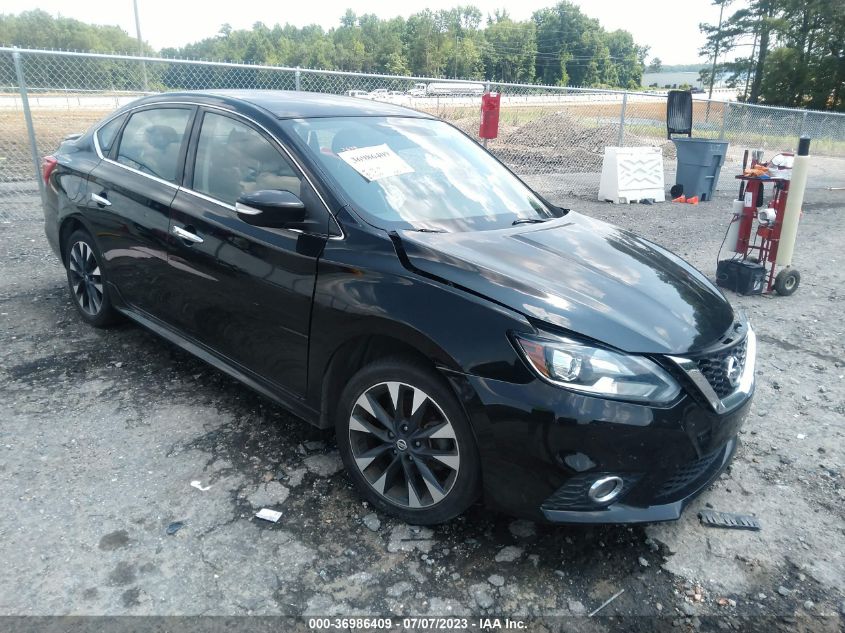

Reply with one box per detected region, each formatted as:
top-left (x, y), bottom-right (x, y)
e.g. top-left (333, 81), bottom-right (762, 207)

top-left (0, 181), bottom-right (843, 631)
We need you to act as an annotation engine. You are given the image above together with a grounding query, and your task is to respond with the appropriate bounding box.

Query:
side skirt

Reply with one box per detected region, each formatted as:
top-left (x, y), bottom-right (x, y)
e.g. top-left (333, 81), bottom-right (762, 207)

top-left (114, 303), bottom-right (325, 428)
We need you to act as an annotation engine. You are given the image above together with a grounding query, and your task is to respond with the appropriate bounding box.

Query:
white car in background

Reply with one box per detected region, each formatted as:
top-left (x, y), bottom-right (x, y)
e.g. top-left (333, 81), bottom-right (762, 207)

top-left (407, 83), bottom-right (427, 97)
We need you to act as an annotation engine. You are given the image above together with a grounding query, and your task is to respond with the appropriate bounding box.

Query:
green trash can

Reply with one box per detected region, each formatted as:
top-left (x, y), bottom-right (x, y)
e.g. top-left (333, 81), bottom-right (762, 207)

top-left (672, 138), bottom-right (729, 201)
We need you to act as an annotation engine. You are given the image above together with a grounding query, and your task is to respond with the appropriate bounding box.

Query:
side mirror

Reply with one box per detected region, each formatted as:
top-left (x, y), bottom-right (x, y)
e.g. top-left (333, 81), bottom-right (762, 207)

top-left (235, 190), bottom-right (306, 228)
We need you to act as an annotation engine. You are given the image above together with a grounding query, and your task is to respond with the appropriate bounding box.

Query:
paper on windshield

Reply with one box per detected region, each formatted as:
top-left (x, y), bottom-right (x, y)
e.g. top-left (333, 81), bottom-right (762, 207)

top-left (337, 143), bottom-right (414, 182)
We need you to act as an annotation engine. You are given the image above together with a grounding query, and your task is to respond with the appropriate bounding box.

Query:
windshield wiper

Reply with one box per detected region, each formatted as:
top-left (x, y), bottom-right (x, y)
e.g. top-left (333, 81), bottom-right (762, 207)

top-left (415, 228), bottom-right (446, 233)
top-left (512, 217), bottom-right (550, 226)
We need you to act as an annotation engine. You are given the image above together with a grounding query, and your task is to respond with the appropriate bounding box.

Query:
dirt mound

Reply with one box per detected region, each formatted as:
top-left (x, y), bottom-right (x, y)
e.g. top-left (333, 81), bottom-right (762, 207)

top-left (447, 110), bottom-right (675, 175)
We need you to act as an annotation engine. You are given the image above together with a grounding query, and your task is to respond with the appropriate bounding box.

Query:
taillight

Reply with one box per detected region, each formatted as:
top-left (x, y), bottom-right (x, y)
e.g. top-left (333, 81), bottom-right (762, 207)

top-left (41, 155), bottom-right (58, 185)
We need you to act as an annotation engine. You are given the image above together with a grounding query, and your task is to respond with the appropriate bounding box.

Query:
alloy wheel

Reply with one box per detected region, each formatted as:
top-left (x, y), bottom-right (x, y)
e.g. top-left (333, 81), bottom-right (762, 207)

top-left (68, 241), bottom-right (103, 316)
top-left (348, 381), bottom-right (460, 509)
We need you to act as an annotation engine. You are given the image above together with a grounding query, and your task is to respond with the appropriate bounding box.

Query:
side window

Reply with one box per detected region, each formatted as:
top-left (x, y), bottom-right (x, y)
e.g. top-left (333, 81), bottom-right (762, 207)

top-left (96, 114), bottom-right (125, 155)
top-left (192, 112), bottom-right (301, 206)
top-left (116, 108), bottom-right (192, 183)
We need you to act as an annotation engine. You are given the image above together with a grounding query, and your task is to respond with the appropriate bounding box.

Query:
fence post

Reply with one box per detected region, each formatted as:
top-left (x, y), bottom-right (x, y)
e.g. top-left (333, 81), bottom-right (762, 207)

top-left (295, 67), bottom-right (301, 91)
top-left (720, 101), bottom-right (730, 140)
top-left (12, 49), bottom-right (45, 204)
top-left (139, 60), bottom-right (149, 93)
top-left (482, 82), bottom-right (491, 148)
top-left (799, 110), bottom-right (808, 137)
top-left (617, 92), bottom-right (628, 146)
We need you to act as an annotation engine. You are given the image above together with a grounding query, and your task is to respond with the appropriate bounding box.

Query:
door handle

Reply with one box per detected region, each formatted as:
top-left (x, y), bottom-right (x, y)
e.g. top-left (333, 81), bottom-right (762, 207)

top-left (90, 192), bottom-right (111, 207)
top-left (171, 225), bottom-right (204, 244)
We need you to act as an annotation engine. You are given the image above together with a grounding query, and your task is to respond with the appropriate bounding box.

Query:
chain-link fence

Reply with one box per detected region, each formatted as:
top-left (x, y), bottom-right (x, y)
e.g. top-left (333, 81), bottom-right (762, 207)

top-left (2, 47), bottom-right (844, 222)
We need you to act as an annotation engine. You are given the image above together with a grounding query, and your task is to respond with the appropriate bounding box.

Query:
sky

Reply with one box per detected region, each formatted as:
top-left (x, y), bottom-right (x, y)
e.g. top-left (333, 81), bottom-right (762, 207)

top-left (3, 0), bottom-right (727, 64)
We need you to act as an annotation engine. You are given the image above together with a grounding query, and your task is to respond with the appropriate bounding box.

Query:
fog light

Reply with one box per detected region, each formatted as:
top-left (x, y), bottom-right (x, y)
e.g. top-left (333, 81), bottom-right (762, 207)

top-left (588, 476), bottom-right (624, 504)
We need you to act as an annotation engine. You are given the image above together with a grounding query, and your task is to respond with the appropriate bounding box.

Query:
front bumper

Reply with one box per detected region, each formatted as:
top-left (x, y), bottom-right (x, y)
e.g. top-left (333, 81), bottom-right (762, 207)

top-left (450, 361), bottom-right (753, 524)
top-left (541, 436), bottom-right (738, 524)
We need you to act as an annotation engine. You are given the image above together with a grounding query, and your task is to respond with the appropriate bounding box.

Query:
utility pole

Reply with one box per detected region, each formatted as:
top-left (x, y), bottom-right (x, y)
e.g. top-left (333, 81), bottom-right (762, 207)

top-left (742, 30), bottom-right (758, 102)
top-left (133, 0), bottom-right (149, 92)
top-left (454, 32), bottom-right (459, 79)
top-left (707, 0), bottom-right (726, 100)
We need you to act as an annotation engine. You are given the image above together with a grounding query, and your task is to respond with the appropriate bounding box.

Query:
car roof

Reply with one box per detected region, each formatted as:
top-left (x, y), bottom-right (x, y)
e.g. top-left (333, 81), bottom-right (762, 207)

top-left (158, 90), bottom-right (433, 120)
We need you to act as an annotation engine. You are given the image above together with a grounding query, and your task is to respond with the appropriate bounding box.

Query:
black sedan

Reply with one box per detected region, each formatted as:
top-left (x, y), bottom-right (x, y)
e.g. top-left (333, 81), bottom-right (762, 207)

top-left (42, 90), bottom-right (755, 525)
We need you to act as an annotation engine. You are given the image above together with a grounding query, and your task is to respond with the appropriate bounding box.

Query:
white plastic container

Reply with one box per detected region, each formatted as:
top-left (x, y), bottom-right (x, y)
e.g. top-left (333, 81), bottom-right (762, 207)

top-left (598, 146), bottom-right (666, 204)
top-left (725, 199), bottom-right (743, 253)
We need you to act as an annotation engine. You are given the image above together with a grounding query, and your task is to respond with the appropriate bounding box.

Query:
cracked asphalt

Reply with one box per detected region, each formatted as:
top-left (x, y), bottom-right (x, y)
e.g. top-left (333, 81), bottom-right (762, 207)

top-left (0, 165), bottom-right (843, 632)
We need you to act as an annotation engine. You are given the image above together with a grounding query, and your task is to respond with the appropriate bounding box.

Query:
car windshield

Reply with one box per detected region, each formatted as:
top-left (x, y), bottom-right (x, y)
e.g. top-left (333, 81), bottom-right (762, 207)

top-left (282, 116), bottom-right (555, 232)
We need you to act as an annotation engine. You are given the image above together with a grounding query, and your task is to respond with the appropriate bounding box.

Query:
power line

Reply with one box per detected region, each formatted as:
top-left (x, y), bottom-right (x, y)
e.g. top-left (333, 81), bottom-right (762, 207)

top-left (481, 44), bottom-right (636, 61)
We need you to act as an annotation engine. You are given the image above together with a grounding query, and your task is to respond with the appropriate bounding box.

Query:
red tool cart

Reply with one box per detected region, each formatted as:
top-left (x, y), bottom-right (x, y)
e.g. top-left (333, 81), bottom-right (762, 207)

top-left (725, 173), bottom-right (801, 295)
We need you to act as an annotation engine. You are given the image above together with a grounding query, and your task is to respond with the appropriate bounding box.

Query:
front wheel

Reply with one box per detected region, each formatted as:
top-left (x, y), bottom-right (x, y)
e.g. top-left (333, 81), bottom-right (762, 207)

top-left (336, 358), bottom-right (481, 525)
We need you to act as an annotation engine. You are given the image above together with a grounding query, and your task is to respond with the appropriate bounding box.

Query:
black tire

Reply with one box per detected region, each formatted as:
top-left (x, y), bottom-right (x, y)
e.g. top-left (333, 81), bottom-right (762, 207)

top-left (336, 358), bottom-right (481, 525)
top-left (64, 229), bottom-right (121, 327)
top-left (774, 268), bottom-right (800, 296)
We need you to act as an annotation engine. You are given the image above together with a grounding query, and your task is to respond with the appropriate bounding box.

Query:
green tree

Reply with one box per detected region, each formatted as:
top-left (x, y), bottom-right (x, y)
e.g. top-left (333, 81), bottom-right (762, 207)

top-left (699, 0), bottom-right (843, 110)
top-left (435, 6), bottom-right (484, 79)
top-left (0, 9), bottom-right (148, 53)
top-left (605, 29), bottom-right (647, 89)
top-left (333, 11), bottom-right (366, 71)
top-left (482, 16), bottom-right (536, 83)
top-left (774, 0), bottom-right (841, 109)
top-left (403, 10), bottom-right (447, 76)
top-left (531, 2), bottom-right (644, 87)
top-left (570, 28), bottom-right (616, 86)
top-left (384, 51), bottom-right (410, 75)
top-left (373, 17), bottom-right (407, 74)
top-left (1, 5), bottom-right (654, 93)
top-left (532, 2), bottom-right (597, 85)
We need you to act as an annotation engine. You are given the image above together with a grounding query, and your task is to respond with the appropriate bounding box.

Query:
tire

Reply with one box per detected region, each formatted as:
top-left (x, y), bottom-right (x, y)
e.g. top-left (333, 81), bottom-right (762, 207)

top-left (774, 268), bottom-right (800, 296)
top-left (336, 358), bottom-right (481, 525)
top-left (64, 229), bottom-right (121, 327)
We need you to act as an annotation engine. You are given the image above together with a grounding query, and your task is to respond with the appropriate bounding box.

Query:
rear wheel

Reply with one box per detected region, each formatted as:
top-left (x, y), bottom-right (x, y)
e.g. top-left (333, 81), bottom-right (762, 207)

top-left (336, 358), bottom-right (480, 524)
top-left (64, 229), bottom-right (120, 327)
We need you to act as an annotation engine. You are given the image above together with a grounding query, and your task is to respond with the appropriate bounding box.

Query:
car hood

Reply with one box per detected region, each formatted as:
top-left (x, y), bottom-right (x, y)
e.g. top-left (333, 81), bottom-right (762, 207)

top-left (397, 212), bottom-right (734, 354)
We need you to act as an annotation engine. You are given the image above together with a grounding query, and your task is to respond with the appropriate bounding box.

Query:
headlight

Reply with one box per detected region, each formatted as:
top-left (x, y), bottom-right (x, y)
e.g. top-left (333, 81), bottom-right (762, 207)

top-left (514, 333), bottom-right (681, 404)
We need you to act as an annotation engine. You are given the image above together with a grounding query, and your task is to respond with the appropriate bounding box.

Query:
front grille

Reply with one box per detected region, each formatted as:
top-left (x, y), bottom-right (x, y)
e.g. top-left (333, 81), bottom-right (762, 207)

top-left (541, 474), bottom-right (639, 511)
top-left (695, 337), bottom-right (748, 398)
top-left (653, 447), bottom-right (723, 502)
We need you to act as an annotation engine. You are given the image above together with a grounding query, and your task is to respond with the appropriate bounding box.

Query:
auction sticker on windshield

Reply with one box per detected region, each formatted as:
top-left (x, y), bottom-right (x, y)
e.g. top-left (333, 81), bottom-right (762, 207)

top-left (338, 143), bottom-right (414, 181)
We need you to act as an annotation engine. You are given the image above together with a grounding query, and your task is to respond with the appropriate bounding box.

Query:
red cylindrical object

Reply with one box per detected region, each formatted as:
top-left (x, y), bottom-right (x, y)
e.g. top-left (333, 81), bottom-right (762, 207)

top-left (479, 92), bottom-right (501, 139)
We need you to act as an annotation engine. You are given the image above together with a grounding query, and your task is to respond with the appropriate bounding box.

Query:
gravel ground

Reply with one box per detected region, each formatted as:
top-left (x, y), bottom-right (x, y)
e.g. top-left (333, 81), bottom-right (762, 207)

top-left (0, 162), bottom-right (843, 631)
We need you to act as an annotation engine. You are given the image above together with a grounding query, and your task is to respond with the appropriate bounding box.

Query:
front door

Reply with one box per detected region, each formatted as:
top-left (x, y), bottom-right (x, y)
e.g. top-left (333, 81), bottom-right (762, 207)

top-left (164, 109), bottom-right (331, 398)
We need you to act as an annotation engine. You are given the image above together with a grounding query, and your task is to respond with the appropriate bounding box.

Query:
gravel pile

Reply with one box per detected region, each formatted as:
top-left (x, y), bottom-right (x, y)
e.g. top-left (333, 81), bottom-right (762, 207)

top-left (450, 110), bottom-right (676, 174)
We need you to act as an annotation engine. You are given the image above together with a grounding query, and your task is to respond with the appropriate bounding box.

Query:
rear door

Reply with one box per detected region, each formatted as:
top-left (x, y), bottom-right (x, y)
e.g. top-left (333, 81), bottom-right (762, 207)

top-left (164, 108), bottom-right (333, 397)
top-left (86, 105), bottom-right (195, 318)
